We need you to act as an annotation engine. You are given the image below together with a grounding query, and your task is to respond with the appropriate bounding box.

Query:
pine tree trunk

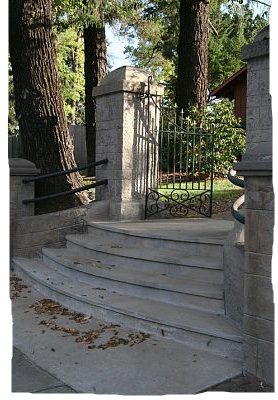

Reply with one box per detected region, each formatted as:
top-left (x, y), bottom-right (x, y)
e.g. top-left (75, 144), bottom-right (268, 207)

top-left (70, 31), bottom-right (82, 125)
top-left (84, 23), bottom-right (107, 177)
top-left (176, 0), bottom-right (210, 113)
top-left (9, 0), bottom-right (89, 212)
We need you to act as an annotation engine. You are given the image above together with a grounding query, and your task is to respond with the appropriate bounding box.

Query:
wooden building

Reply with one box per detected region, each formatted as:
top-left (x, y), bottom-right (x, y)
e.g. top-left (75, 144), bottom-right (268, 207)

top-left (210, 66), bottom-right (247, 123)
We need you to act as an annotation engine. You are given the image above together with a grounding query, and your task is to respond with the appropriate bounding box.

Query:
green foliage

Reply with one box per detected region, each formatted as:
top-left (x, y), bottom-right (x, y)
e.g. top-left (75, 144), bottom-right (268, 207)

top-left (55, 27), bottom-right (85, 124)
top-left (53, 0), bottom-right (144, 28)
top-left (121, 0), bottom-right (179, 85)
top-left (52, 0), bottom-right (145, 123)
top-left (121, 0), bottom-right (269, 94)
top-left (208, 1), bottom-right (269, 88)
top-left (187, 99), bottom-right (246, 175)
top-left (8, 62), bottom-right (19, 135)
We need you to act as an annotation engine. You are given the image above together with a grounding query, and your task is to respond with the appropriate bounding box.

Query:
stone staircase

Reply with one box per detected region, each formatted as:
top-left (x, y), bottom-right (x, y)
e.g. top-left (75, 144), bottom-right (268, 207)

top-left (12, 218), bottom-right (242, 361)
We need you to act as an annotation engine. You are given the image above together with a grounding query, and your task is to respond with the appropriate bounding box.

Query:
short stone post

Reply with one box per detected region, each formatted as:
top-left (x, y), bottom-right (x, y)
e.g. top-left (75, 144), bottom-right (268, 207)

top-left (235, 26), bottom-right (274, 385)
top-left (92, 66), bottom-right (164, 220)
top-left (9, 158), bottom-right (40, 255)
top-left (10, 158), bottom-right (40, 221)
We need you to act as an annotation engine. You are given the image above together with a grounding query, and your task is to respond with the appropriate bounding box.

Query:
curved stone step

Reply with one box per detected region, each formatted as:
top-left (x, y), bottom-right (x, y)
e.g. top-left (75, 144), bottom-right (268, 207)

top-left (42, 248), bottom-right (224, 314)
top-left (65, 234), bottom-right (224, 284)
top-left (12, 257), bottom-right (242, 361)
top-left (86, 219), bottom-right (233, 258)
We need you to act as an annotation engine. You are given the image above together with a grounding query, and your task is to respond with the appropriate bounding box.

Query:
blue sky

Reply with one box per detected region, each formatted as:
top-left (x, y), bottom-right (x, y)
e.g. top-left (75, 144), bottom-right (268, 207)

top-left (105, 0), bottom-right (273, 71)
top-left (106, 24), bottom-right (131, 70)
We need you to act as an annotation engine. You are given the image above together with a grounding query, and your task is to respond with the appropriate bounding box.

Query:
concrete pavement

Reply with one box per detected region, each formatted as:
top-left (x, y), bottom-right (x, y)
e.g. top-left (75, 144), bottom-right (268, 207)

top-left (11, 279), bottom-right (242, 395)
top-left (12, 347), bottom-right (76, 393)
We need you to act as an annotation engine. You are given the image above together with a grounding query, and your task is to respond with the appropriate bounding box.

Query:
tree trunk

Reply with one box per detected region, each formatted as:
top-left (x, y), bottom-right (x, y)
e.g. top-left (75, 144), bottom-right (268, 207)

top-left (176, 0), bottom-right (210, 113)
top-left (84, 23), bottom-right (107, 177)
top-left (9, 0), bottom-right (89, 212)
top-left (70, 31), bottom-right (82, 125)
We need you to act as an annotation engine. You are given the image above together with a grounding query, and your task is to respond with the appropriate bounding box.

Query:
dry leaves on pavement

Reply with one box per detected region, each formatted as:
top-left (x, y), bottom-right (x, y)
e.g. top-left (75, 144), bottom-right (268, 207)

top-left (10, 276), bottom-right (29, 299)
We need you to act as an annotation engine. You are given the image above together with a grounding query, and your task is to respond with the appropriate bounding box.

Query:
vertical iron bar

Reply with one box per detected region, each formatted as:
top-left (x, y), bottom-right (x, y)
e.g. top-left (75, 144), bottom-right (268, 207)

top-left (160, 97), bottom-right (164, 187)
top-left (209, 123), bottom-right (215, 217)
top-left (204, 128), bottom-right (208, 191)
top-left (198, 128), bottom-right (202, 190)
top-left (173, 106), bottom-right (177, 188)
top-left (185, 118), bottom-right (189, 191)
top-left (153, 92), bottom-right (158, 188)
top-left (192, 122), bottom-right (196, 190)
top-left (179, 109), bottom-right (184, 189)
top-left (167, 123), bottom-right (170, 189)
top-left (144, 75), bottom-right (153, 219)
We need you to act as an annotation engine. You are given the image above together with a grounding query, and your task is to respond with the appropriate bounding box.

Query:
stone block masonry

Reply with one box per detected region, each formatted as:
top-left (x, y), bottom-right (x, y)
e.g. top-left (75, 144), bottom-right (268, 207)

top-left (9, 157), bottom-right (110, 257)
top-left (93, 66), bottom-right (164, 220)
top-left (10, 158), bottom-right (41, 222)
top-left (11, 206), bottom-right (88, 257)
top-left (235, 26), bottom-right (274, 385)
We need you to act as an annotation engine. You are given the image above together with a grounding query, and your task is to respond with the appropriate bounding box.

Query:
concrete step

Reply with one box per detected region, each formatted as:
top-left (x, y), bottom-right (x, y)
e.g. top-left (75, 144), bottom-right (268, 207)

top-left (12, 257), bottom-right (242, 361)
top-left (86, 219), bottom-right (234, 258)
top-left (65, 234), bottom-right (224, 284)
top-left (42, 248), bottom-right (224, 314)
top-left (12, 285), bottom-right (242, 395)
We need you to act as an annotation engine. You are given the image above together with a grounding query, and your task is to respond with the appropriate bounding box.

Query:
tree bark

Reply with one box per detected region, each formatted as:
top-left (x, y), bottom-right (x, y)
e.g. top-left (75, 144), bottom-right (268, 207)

top-left (84, 23), bottom-right (107, 177)
top-left (176, 0), bottom-right (210, 113)
top-left (70, 32), bottom-right (82, 125)
top-left (9, 0), bottom-right (89, 212)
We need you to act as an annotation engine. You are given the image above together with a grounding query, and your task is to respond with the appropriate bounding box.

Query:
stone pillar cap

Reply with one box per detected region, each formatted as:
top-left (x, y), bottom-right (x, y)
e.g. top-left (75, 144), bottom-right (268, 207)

top-left (100, 66), bottom-right (151, 86)
top-left (93, 65), bottom-right (164, 97)
top-left (254, 25), bottom-right (269, 42)
top-left (242, 25), bottom-right (269, 61)
top-left (9, 158), bottom-right (41, 176)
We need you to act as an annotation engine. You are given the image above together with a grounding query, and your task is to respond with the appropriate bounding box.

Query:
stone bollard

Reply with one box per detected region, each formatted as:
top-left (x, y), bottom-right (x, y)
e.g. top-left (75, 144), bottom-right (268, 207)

top-left (93, 66), bottom-right (164, 220)
top-left (235, 26), bottom-right (274, 385)
top-left (9, 158), bottom-right (40, 221)
top-left (10, 158), bottom-right (40, 255)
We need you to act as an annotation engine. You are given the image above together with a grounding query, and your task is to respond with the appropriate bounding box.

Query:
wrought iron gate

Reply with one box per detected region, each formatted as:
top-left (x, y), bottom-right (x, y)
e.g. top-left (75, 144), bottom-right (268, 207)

top-left (144, 78), bottom-right (215, 219)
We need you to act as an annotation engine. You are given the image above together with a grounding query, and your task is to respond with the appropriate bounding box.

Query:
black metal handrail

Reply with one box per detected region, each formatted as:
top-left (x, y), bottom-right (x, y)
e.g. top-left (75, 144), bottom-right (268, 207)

top-left (227, 169), bottom-right (245, 224)
top-left (227, 170), bottom-right (244, 188)
top-left (22, 179), bottom-right (108, 204)
top-left (22, 158), bottom-right (108, 184)
top-left (22, 158), bottom-right (108, 205)
top-left (231, 194), bottom-right (245, 224)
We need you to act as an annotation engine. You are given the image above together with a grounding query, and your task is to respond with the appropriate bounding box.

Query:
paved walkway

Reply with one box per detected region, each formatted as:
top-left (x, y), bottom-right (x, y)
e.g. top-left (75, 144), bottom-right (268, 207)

top-left (12, 280), bottom-right (242, 395)
top-left (12, 347), bottom-right (76, 393)
top-left (13, 347), bottom-right (274, 394)
top-left (205, 373), bottom-right (274, 393)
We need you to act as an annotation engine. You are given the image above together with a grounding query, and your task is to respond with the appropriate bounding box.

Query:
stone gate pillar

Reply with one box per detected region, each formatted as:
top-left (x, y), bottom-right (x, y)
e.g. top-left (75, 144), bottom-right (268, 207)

top-left (235, 26), bottom-right (274, 385)
top-left (93, 66), bottom-right (164, 220)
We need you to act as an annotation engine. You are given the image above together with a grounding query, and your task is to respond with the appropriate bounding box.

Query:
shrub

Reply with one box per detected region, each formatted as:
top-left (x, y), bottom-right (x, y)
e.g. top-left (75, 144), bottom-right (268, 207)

top-left (186, 99), bottom-right (246, 176)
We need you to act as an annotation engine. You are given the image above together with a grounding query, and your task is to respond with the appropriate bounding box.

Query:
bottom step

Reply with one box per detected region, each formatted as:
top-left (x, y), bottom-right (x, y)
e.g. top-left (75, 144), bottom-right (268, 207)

top-left (12, 257), bottom-right (243, 361)
top-left (12, 285), bottom-right (242, 395)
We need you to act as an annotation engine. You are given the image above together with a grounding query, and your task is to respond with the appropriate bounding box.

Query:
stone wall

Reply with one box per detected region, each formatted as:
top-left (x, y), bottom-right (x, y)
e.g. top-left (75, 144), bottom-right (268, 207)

top-left (93, 67), bottom-right (163, 220)
top-left (9, 157), bottom-right (110, 257)
top-left (235, 26), bottom-right (274, 385)
top-left (11, 206), bottom-right (88, 257)
top-left (223, 222), bottom-right (245, 328)
top-left (10, 158), bottom-right (40, 223)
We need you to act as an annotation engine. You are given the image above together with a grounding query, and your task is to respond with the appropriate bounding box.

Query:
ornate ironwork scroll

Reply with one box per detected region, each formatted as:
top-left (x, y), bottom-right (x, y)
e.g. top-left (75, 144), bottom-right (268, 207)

top-left (146, 189), bottom-right (212, 218)
top-left (143, 78), bottom-right (215, 219)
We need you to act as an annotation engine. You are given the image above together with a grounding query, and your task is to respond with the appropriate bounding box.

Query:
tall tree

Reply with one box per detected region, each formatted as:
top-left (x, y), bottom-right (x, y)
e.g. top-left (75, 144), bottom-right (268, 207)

top-left (83, 3), bottom-right (107, 177)
top-left (208, 0), bottom-right (269, 88)
top-left (9, 0), bottom-right (89, 211)
top-left (55, 27), bottom-right (85, 125)
top-left (176, 0), bottom-right (210, 112)
top-left (122, 0), bottom-right (268, 99)
top-left (54, 0), bottom-right (134, 177)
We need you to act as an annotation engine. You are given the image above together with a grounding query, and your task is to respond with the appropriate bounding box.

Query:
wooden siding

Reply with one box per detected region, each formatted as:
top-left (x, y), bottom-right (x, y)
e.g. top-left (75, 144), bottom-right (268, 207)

top-left (211, 67), bottom-right (247, 122)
